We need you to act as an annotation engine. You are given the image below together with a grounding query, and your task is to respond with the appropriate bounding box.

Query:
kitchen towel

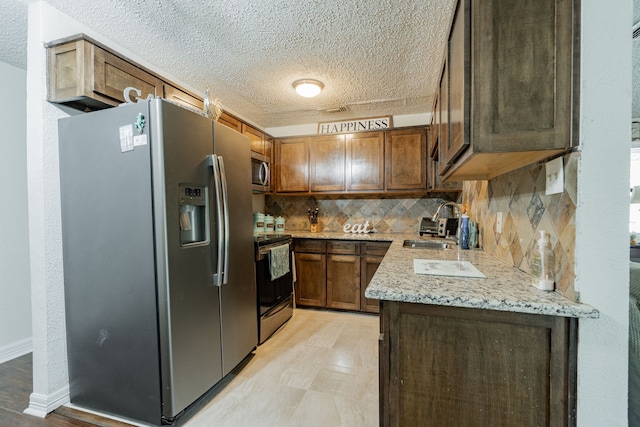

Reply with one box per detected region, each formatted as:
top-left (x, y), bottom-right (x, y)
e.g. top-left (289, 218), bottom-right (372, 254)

top-left (269, 244), bottom-right (290, 281)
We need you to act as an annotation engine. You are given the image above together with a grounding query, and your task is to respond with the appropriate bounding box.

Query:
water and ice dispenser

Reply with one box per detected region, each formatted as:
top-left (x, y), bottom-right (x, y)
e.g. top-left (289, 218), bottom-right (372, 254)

top-left (178, 184), bottom-right (207, 245)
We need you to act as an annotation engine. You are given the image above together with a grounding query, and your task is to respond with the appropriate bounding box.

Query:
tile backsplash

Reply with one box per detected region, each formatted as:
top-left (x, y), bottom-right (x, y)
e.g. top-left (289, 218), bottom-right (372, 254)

top-left (264, 152), bottom-right (577, 302)
top-left (265, 193), bottom-right (459, 234)
top-left (463, 152), bottom-right (578, 301)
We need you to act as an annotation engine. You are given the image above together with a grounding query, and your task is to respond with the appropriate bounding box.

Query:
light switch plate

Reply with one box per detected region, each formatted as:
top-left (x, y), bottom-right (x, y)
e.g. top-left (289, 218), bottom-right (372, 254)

top-left (545, 157), bottom-right (564, 195)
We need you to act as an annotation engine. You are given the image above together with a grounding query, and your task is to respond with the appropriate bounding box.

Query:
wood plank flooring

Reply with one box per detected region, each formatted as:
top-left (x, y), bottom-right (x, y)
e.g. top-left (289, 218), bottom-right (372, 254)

top-left (0, 353), bottom-right (131, 426)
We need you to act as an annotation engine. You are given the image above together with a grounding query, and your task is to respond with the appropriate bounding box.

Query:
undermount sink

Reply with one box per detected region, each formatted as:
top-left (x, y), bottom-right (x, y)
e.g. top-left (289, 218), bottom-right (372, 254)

top-left (402, 239), bottom-right (454, 250)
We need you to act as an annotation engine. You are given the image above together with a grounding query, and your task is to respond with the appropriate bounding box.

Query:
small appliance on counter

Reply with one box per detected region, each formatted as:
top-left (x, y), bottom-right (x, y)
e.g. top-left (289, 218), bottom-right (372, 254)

top-left (437, 217), bottom-right (459, 238)
top-left (419, 217), bottom-right (439, 236)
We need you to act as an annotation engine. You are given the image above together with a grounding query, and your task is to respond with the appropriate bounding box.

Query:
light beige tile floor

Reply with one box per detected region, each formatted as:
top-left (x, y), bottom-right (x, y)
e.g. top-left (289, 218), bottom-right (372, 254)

top-left (185, 308), bottom-right (380, 427)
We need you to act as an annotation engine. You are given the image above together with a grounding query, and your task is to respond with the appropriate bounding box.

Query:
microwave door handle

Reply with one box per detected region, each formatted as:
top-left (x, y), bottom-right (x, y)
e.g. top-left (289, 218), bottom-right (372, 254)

top-left (217, 155), bottom-right (230, 285)
top-left (209, 154), bottom-right (224, 286)
top-left (260, 161), bottom-right (269, 186)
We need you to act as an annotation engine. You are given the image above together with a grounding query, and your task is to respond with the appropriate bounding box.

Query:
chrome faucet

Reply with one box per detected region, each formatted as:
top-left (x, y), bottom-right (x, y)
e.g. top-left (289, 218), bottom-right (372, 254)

top-left (431, 201), bottom-right (463, 244)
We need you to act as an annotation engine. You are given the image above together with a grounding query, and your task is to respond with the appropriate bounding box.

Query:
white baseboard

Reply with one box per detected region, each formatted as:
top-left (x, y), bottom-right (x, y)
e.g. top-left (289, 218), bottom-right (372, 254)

top-left (0, 337), bottom-right (32, 364)
top-left (24, 385), bottom-right (70, 418)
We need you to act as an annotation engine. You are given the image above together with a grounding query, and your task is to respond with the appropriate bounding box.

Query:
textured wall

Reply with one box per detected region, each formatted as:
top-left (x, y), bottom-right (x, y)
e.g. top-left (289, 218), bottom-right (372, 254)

top-left (462, 153), bottom-right (578, 301)
top-left (265, 193), bottom-right (458, 234)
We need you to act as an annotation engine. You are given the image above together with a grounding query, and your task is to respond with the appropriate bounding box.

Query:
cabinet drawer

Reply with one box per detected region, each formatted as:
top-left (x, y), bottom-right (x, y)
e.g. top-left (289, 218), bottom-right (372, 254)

top-left (294, 239), bottom-right (326, 253)
top-left (362, 241), bottom-right (391, 256)
top-left (327, 241), bottom-right (360, 255)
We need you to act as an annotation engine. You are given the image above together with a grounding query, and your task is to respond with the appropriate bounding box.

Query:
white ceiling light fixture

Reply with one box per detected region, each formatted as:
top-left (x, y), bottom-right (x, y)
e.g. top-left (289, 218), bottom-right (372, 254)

top-left (293, 79), bottom-right (324, 98)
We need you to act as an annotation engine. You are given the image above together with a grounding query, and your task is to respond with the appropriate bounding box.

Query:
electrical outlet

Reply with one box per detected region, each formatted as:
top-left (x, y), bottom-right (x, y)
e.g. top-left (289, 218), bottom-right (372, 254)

top-left (545, 157), bottom-right (564, 195)
top-left (496, 212), bottom-right (503, 233)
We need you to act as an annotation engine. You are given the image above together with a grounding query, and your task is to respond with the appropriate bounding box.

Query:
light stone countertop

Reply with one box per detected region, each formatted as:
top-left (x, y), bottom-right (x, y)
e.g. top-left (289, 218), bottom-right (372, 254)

top-left (287, 231), bottom-right (599, 319)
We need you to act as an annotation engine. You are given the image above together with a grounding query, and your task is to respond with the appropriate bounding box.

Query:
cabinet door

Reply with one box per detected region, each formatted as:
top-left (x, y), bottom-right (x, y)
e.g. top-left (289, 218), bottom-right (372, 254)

top-left (217, 112), bottom-right (242, 132)
top-left (294, 252), bottom-right (326, 307)
top-left (385, 128), bottom-right (427, 190)
top-left (309, 135), bottom-right (346, 192)
top-left (327, 254), bottom-right (360, 311)
top-left (242, 124), bottom-right (266, 155)
top-left (264, 135), bottom-right (273, 159)
top-left (360, 255), bottom-right (383, 313)
top-left (472, 0), bottom-right (573, 152)
top-left (93, 46), bottom-right (162, 104)
top-left (381, 302), bottom-right (575, 427)
top-left (346, 132), bottom-right (385, 191)
top-left (446, 0), bottom-right (470, 165)
top-left (438, 61), bottom-right (450, 175)
top-left (275, 138), bottom-right (309, 193)
top-left (163, 84), bottom-right (204, 111)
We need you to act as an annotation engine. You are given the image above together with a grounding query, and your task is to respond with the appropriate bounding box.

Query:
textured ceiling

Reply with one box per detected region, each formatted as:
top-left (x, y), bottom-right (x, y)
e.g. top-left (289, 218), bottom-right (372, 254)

top-left (0, 0), bottom-right (456, 128)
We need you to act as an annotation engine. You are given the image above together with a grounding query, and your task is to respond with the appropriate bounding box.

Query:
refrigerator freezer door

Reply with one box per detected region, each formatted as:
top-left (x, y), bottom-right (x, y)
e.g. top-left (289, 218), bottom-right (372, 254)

top-left (149, 100), bottom-right (224, 418)
top-left (213, 122), bottom-right (259, 375)
top-left (59, 102), bottom-right (163, 424)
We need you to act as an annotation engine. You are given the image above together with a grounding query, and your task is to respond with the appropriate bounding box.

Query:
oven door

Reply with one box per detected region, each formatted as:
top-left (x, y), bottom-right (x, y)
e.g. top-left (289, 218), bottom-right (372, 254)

top-left (251, 153), bottom-right (270, 193)
top-left (256, 240), bottom-right (293, 343)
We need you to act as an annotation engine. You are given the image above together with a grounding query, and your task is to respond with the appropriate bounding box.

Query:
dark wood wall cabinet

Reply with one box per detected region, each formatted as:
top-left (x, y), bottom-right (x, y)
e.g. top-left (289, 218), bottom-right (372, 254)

top-left (379, 301), bottom-right (577, 427)
top-left (275, 128), bottom-right (459, 195)
top-left (47, 34), bottom-right (203, 112)
top-left (293, 239), bottom-right (390, 314)
top-left (47, 35), bottom-right (276, 195)
top-left (435, 0), bottom-right (578, 181)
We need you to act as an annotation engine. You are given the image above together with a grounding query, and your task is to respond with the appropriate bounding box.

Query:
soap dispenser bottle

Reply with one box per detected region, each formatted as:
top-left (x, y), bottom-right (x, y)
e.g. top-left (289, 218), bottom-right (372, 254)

top-left (530, 230), bottom-right (555, 291)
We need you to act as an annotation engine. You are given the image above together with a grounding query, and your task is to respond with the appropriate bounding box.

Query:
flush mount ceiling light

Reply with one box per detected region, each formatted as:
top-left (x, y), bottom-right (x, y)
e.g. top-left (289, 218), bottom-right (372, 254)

top-left (292, 79), bottom-right (324, 98)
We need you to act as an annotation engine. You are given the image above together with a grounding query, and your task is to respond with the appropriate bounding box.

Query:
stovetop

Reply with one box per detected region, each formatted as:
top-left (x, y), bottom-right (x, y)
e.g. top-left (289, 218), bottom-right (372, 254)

top-left (254, 233), bottom-right (292, 246)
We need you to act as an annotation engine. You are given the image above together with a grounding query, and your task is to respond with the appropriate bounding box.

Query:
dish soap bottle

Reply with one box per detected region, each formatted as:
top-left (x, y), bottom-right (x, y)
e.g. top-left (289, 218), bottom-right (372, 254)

top-left (530, 230), bottom-right (555, 291)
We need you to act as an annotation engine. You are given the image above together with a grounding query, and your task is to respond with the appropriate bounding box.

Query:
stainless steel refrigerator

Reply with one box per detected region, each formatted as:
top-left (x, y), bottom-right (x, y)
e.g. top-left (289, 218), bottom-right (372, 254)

top-left (58, 99), bottom-right (257, 425)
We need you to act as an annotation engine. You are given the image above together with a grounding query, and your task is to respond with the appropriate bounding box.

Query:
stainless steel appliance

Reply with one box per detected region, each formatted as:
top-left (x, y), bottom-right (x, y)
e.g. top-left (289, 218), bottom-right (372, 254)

top-left (254, 234), bottom-right (293, 344)
top-left (419, 217), bottom-right (438, 236)
top-left (251, 153), bottom-right (270, 192)
top-left (58, 99), bottom-right (257, 425)
top-left (438, 217), bottom-right (459, 238)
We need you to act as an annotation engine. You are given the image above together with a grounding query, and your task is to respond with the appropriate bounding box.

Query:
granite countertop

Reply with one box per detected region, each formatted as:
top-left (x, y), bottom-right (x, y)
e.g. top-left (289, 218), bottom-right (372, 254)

top-left (288, 231), bottom-right (397, 241)
top-left (288, 231), bottom-right (599, 319)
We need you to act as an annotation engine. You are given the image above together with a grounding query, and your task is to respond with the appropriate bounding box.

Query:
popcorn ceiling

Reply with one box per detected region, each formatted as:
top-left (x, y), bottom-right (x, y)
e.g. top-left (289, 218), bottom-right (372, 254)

top-left (0, 0), bottom-right (456, 127)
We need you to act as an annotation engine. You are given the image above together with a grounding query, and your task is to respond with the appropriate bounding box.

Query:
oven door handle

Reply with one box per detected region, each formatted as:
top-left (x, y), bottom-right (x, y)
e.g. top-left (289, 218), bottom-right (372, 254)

top-left (257, 240), bottom-right (292, 261)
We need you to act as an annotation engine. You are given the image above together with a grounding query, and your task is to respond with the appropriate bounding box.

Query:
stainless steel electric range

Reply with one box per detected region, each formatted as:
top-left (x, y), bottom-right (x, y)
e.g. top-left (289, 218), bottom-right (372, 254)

top-left (254, 234), bottom-right (294, 344)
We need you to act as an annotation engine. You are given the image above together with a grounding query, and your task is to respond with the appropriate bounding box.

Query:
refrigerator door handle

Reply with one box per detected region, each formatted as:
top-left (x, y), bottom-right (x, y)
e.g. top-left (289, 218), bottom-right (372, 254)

top-left (209, 154), bottom-right (224, 286)
top-left (217, 156), bottom-right (230, 285)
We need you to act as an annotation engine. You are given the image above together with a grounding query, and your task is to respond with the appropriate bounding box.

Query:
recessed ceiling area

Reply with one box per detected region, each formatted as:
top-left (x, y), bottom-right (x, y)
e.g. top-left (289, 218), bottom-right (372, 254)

top-left (0, 0), bottom-right (456, 128)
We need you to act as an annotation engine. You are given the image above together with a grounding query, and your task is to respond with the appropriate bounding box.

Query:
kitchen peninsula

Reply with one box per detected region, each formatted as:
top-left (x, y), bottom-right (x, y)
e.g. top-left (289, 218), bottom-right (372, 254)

top-left (289, 232), bottom-right (597, 426)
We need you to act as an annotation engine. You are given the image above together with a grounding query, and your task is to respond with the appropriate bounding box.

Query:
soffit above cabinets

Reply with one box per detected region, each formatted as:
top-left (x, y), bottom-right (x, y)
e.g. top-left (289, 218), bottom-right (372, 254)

top-left (0, 0), bottom-right (456, 128)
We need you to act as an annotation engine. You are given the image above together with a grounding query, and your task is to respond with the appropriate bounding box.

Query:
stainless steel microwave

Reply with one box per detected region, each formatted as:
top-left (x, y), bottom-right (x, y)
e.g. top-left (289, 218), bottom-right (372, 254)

top-left (251, 153), bottom-right (270, 193)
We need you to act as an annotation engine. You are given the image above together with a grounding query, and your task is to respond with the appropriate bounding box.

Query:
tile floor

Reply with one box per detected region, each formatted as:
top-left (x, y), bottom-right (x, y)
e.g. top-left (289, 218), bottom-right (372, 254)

top-left (184, 308), bottom-right (380, 427)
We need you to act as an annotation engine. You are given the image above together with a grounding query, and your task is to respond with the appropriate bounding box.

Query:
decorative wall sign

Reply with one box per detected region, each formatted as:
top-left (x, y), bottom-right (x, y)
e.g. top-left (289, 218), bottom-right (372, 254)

top-left (318, 117), bottom-right (392, 134)
top-left (343, 221), bottom-right (372, 234)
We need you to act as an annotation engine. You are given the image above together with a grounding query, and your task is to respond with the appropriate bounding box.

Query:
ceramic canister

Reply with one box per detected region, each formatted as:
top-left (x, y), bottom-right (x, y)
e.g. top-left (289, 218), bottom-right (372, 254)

top-left (253, 212), bottom-right (265, 233)
top-left (275, 216), bottom-right (285, 233)
top-left (264, 214), bottom-right (275, 233)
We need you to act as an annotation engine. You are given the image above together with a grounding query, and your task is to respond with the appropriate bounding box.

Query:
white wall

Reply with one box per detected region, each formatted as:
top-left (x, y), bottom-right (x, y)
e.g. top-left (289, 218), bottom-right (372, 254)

top-left (576, 0), bottom-right (631, 425)
top-left (0, 60), bottom-right (32, 363)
